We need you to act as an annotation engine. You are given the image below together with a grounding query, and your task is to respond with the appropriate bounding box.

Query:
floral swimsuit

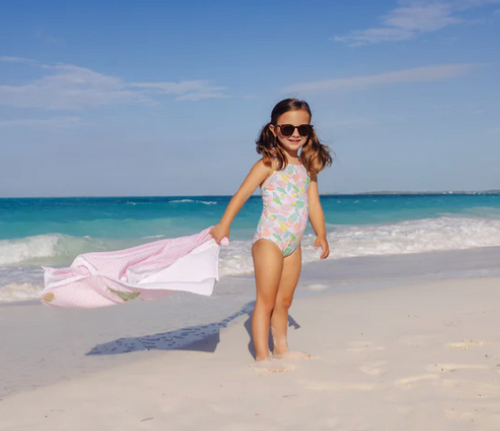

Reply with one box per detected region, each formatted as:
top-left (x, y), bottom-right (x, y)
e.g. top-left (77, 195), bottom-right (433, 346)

top-left (253, 163), bottom-right (311, 256)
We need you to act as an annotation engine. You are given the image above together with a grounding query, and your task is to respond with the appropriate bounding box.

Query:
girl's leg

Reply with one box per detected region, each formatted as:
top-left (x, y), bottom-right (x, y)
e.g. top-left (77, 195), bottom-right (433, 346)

top-left (251, 239), bottom-right (284, 361)
top-left (271, 245), bottom-right (311, 359)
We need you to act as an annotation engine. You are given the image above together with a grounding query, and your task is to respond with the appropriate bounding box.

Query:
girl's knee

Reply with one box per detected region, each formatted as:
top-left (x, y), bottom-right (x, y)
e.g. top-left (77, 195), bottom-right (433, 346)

top-left (255, 297), bottom-right (275, 315)
top-left (276, 295), bottom-right (293, 311)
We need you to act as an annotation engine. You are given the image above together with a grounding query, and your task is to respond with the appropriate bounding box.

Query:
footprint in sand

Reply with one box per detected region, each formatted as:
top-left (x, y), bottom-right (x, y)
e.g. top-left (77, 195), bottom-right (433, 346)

top-left (359, 360), bottom-right (388, 376)
top-left (395, 374), bottom-right (439, 389)
top-left (347, 341), bottom-right (385, 353)
top-left (446, 340), bottom-right (493, 350)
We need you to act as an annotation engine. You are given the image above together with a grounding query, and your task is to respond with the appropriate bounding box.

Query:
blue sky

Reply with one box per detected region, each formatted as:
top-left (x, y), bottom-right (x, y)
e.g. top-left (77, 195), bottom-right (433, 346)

top-left (0, 0), bottom-right (499, 197)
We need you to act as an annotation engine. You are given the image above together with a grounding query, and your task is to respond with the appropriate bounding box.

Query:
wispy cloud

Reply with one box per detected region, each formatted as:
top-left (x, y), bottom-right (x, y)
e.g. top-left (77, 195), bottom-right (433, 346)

top-left (335, 0), bottom-right (500, 46)
top-left (0, 60), bottom-right (229, 110)
top-left (175, 88), bottom-right (229, 101)
top-left (1, 56), bottom-right (36, 64)
top-left (35, 31), bottom-right (65, 46)
top-left (454, 0), bottom-right (500, 9)
top-left (130, 80), bottom-right (228, 101)
top-left (285, 64), bottom-right (477, 93)
top-left (0, 64), bottom-right (142, 110)
top-left (0, 117), bottom-right (82, 128)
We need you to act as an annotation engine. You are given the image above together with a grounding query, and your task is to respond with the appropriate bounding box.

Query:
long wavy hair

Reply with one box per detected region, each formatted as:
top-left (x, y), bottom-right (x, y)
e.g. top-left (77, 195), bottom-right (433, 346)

top-left (256, 98), bottom-right (333, 176)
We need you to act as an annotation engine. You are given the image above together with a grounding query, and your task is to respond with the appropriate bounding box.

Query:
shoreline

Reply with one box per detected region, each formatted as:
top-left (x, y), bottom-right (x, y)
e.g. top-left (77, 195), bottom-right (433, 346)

top-left (2, 245), bottom-right (500, 306)
top-left (1, 275), bottom-right (499, 430)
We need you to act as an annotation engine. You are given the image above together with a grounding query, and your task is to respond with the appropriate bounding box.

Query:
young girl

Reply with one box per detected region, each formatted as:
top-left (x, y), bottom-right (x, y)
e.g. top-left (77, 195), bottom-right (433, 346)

top-left (210, 98), bottom-right (332, 370)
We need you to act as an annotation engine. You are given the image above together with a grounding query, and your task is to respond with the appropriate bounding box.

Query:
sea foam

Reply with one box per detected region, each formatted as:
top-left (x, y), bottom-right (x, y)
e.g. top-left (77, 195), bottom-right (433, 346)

top-left (220, 216), bottom-right (500, 275)
top-left (2, 216), bottom-right (500, 269)
top-left (2, 216), bottom-right (500, 302)
top-left (169, 199), bottom-right (217, 205)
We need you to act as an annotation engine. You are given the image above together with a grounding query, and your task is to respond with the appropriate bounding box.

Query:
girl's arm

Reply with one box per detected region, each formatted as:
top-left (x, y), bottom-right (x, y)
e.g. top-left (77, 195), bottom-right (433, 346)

top-left (210, 160), bottom-right (271, 244)
top-left (307, 175), bottom-right (330, 259)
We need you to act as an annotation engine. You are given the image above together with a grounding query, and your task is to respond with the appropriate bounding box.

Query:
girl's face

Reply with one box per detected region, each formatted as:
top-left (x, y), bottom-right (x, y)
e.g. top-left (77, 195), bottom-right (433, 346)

top-left (271, 109), bottom-right (311, 156)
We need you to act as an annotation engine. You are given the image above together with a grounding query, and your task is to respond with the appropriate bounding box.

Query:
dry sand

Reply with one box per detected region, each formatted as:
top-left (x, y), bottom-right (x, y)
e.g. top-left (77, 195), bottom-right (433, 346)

top-left (1, 277), bottom-right (499, 430)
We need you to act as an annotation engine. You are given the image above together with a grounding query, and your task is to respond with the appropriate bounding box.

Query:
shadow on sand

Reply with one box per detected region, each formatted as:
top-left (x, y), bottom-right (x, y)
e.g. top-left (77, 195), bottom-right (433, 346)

top-left (86, 301), bottom-right (300, 359)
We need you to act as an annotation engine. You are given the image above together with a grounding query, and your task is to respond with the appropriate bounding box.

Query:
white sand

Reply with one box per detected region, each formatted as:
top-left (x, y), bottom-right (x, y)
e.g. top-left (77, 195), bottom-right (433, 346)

top-left (1, 277), bottom-right (500, 430)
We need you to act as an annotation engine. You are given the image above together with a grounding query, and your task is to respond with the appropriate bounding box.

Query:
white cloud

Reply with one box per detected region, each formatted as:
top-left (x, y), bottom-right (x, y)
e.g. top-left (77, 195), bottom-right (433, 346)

top-left (131, 80), bottom-right (228, 100)
top-left (0, 61), bottom-right (229, 110)
top-left (0, 64), bottom-right (142, 110)
top-left (454, 0), bottom-right (500, 9)
top-left (35, 31), bottom-right (65, 45)
top-left (335, 0), bottom-right (500, 46)
top-left (285, 64), bottom-right (477, 93)
top-left (0, 117), bottom-right (82, 128)
top-left (130, 80), bottom-right (209, 94)
top-left (175, 88), bottom-right (229, 101)
top-left (1, 56), bottom-right (36, 64)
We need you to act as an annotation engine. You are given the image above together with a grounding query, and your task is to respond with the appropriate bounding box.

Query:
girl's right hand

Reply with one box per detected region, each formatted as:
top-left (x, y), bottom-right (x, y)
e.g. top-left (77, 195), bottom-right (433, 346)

top-left (210, 223), bottom-right (230, 245)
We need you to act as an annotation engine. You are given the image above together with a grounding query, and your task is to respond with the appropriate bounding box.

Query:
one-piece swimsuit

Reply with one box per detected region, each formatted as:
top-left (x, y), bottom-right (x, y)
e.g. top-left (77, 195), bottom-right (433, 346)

top-left (253, 163), bottom-right (311, 256)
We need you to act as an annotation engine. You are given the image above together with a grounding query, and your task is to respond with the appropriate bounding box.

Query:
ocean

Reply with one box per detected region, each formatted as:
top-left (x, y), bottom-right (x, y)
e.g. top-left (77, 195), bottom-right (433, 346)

top-left (1, 193), bottom-right (500, 303)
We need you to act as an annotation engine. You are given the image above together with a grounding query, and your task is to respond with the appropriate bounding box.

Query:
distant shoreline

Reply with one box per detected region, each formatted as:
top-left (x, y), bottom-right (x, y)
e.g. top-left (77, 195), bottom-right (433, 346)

top-left (345, 190), bottom-right (500, 195)
top-left (1, 190), bottom-right (500, 199)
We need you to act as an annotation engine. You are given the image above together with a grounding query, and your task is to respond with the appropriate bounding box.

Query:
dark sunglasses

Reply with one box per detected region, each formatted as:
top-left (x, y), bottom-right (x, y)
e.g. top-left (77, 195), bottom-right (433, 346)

top-left (275, 124), bottom-right (313, 137)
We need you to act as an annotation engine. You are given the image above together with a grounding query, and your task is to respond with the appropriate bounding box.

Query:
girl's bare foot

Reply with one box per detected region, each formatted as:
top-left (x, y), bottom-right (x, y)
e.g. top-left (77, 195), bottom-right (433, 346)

top-left (272, 350), bottom-right (312, 360)
top-left (251, 358), bottom-right (295, 373)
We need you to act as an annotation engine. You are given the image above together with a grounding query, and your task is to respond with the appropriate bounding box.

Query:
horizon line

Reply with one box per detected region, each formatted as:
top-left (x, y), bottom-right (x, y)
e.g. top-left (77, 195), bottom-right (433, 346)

top-left (1, 190), bottom-right (499, 199)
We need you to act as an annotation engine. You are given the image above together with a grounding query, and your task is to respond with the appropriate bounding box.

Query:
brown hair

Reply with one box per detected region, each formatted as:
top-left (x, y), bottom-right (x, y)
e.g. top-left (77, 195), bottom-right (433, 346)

top-left (256, 98), bottom-right (333, 176)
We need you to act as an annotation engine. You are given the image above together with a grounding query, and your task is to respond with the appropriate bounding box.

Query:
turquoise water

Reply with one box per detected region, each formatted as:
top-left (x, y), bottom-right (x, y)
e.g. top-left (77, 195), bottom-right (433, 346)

top-left (2, 194), bottom-right (500, 241)
top-left (1, 193), bottom-right (500, 302)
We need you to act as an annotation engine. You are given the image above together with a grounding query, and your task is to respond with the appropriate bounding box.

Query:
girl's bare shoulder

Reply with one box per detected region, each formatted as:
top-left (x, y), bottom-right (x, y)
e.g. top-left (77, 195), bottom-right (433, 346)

top-left (253, 158), bottom-right (274, 173)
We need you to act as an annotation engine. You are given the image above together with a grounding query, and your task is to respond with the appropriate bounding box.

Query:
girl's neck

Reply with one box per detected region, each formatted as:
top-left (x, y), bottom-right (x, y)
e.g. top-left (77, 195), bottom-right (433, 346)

top-left (284, 150), bottom-right (300, 165)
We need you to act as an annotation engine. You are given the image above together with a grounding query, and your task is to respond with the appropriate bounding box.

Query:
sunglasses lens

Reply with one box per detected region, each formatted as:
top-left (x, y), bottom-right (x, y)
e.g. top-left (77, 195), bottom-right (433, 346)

top-left (298, 125), bottom-right (312, 136)
top-left (278, 124), bottom-right (312, 137)
top-left (279, 125), bottom-right (295, 136)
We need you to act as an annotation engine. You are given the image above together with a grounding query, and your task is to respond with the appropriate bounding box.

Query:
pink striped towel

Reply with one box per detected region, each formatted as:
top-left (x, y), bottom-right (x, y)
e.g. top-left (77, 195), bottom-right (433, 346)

top-left (38, 227), bottom-right (227, 309)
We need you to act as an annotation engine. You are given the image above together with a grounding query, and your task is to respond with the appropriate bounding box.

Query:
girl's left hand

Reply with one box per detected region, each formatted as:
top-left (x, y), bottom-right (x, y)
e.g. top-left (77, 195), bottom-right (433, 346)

top-left (314, 236), bottom-right (330, 260)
